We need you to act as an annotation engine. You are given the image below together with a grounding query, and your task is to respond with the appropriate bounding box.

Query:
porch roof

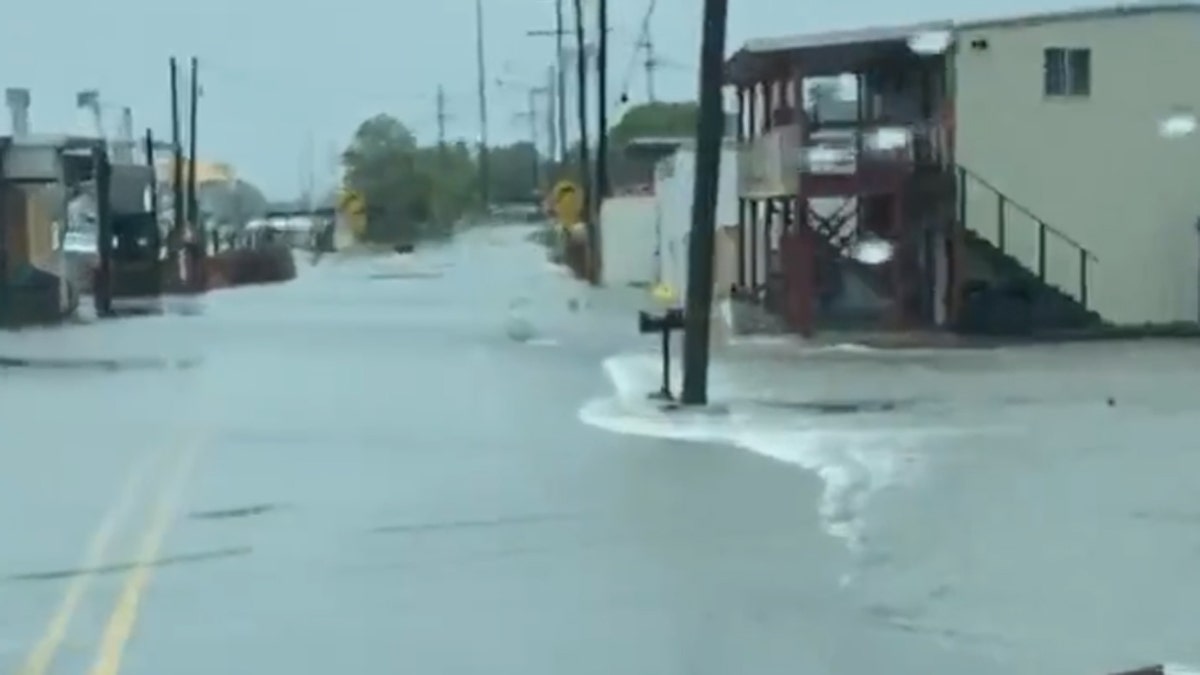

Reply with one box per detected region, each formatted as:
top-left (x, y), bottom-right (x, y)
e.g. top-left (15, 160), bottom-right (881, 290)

top-left (725, 1), bottom-right (1200, 84)
top-left (725, 20), bottom-right (950, 83)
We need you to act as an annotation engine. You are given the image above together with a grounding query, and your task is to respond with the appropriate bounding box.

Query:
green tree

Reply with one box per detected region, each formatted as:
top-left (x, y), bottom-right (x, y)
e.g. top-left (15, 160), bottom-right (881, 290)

top-left (414, 141), bottom-right (479, 234)
top-left (608, 101), bottom-right (699, 148)
top-left (342, 114), bottom-right (427, 242)
top-left (488, 142), bottom-right (541, 204)
top-left (555, 101), bottom-right (702, 194)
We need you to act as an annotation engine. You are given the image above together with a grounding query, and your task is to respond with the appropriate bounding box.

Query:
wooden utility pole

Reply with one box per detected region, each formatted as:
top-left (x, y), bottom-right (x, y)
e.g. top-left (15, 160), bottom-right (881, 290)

top-left (570, 0), bottom-right (597, 281)
top-left (546, 66), bottom-right (558, 165)
top-left (436, 86), bottom-right (448, 157)
top-left (679, 0), bottom-right (729, 405)
top-left (186, 56), bottom-right (199, 236)
top-left (436, 85), bottom-right (449, 224)
top-left (555, 0), bottom-right (567, 162)
top-left (595, 0), bottom-right (610, 202)
top-left (169, 57), bottom-right (184, 251)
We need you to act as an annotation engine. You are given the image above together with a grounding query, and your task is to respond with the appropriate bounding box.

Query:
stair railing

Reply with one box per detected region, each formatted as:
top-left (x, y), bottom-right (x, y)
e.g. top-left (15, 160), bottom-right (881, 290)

top-left (956, 164), bottom-right (1098, 309)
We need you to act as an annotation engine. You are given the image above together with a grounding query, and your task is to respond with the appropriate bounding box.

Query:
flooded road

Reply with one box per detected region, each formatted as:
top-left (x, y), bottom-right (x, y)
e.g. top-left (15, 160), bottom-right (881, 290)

top-left (1, 226), bottom-right (1197, 675)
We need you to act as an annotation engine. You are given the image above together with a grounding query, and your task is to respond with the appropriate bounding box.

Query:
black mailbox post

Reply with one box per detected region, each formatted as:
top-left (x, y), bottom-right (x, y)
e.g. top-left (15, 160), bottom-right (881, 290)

top-left (638, 308), bottom-right (685, 400)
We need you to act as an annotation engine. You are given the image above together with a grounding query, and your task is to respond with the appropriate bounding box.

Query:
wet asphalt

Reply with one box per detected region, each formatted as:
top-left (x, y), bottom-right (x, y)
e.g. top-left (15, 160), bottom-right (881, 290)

top-left (1, 225), bottom-right (1198, 675)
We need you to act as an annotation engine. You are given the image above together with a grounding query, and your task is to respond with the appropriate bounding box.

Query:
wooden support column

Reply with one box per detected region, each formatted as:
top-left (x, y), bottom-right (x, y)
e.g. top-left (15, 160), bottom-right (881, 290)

top-left (735, 85), bottom-right (746, 290)
top-left (889, 189), bottom-right (906, 329)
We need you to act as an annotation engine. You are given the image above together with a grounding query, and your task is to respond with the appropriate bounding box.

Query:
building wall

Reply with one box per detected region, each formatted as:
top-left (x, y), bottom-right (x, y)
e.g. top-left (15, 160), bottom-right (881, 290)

top-left (655, 145), bottom-right (741, 302)
top-left (1, 185), bottom-right (57, 275)
top-left (598, 194), bottom-right (657, 286)
top-left (955, 11), bottom-right (1200, 324)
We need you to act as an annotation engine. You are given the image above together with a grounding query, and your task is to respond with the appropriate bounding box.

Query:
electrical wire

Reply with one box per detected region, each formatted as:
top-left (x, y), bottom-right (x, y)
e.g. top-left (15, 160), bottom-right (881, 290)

top-left (198, 57), bottom-right (475, 130)
top-left (616, 0), bottom-right (658, 105)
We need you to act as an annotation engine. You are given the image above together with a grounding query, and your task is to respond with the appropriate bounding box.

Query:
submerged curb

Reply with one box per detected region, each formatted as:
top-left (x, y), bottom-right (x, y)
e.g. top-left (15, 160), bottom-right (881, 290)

top-left (0, 355), bottom-right (201, 371)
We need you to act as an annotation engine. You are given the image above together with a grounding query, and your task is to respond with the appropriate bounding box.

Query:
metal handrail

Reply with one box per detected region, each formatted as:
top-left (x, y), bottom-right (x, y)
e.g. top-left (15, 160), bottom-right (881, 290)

top-left (956, 163), bottom-right (1098, 309)
top-left (958, 164), bottom-right (1098, 262)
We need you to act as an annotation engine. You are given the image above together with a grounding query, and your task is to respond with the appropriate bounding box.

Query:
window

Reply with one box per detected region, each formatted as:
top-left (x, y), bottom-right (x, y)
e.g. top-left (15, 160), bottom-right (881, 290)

top-left (1044, 47), bottom-right (1091, 97)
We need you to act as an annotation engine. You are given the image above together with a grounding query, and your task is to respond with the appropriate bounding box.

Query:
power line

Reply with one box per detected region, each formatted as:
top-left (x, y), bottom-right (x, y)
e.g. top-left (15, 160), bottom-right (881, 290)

top-left (200, 58), bottom-right (456, 104)
top-left (618, 0), bottom-right (659, 104)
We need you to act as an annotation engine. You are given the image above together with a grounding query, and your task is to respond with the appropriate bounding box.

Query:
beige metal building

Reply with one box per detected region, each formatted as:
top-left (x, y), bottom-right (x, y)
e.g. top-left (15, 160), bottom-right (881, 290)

top-left (956, 4), bottom-right (1200, 325)
top-left (724, 2), bottom-right (1200, 336)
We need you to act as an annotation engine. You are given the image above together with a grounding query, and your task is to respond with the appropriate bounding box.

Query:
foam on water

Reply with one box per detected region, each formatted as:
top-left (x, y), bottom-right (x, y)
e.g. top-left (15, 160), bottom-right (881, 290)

top-left (580, 352), bottom-right (933, 552)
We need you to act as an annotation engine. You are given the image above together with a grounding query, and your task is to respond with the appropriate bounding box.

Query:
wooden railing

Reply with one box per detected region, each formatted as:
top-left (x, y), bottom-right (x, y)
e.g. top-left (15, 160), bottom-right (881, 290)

top-left (801, 119), bottom-right (954, 174)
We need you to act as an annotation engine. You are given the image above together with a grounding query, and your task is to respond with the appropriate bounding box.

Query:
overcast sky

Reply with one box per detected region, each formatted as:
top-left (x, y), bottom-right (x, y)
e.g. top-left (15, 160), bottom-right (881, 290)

top-left (5, 0), bottom-right (1095, 198)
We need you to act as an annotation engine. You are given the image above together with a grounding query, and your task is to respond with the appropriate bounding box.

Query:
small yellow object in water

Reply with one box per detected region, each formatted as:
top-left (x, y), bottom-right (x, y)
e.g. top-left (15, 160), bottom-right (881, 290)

top-left (651, 282), bottom-right (677, 305)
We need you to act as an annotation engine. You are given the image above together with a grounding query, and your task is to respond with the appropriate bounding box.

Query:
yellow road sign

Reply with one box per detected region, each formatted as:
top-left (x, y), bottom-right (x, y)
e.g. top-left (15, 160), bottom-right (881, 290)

top-left (338, 189), bottom-right (366, 215)
top-left (551, 180), bottom-right (583, 227)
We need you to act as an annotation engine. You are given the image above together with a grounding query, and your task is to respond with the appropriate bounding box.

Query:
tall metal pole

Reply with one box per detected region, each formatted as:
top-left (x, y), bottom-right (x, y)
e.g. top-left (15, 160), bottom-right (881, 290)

top-left (527, 89), bottom-right (540, 192)
top-left (186, 56), bottom-right (199, 236)
top-left (680, 0), bottom-right (729, 405)
top-left (555, 0), bottom-right (568, 163)
top-left (546, 66), bottom-right (558, 166)
top-left (595, 0), bottom-right (610, 202)
top-left (169, 58), bottom-right (184, 249)
top-left (475, 0), bottom-right (490, 210)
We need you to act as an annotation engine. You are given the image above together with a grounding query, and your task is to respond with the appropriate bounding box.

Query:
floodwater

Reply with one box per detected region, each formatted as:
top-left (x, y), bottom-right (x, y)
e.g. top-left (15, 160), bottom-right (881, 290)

top-left (0, 225), bottom-right (1197, 675)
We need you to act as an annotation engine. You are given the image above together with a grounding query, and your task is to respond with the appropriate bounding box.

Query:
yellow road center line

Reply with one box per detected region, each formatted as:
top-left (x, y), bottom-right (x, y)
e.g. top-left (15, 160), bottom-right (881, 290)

top-left (16, 450), bottom-right (162, 675)
top-left (87, 439), bottom-right (201, 675)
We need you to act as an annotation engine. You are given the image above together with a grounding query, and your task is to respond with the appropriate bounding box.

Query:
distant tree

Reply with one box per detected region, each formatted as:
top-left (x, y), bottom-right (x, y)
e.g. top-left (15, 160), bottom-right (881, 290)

top-left (340, 114), bottom-right (563, 236)
top-left (488, 142), bottom-right (541, 204)
top-left (609, 101), bottom-right (699, 148)
top-left (197, 179), bottom-right (267, 228)
top-left (552, 101), bottom-right (702, 194)
top-left (342, 114), bottom-right (427, 242)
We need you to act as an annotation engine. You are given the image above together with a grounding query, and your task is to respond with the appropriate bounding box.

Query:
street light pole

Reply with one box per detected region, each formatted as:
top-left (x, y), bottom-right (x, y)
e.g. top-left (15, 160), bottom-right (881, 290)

top-left (679, 0), bottom-right (730, 406)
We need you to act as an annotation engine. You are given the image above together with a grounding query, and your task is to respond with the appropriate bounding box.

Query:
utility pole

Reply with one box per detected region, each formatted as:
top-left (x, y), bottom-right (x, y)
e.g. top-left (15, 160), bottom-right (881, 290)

top-left (546, 66), bottom-right (558, 167)
top-left (526, 1), bottom-right (569, 164)
top-left (436, 85), bottom-right (449, 225)
top-left (570, 0), bottom-right (595, 282)
top-left (169, 58), bottom-right (184, 249)
top-left (436, 85), bottom-right (448, 157)
top-left (595, 0), bottom-right (610, 203)
top-left (475, 0), bottom-right (490, 210)
top-left (641, 32), bottom-right (658, 101)
top-left (679, 0), bottom-right (729, 406)
top-left (554, 0), bottom-right (567, 163)
top-left (525, 89), bottom-right (542, 192)
top-left (186, 57), bottom-right (200, 242)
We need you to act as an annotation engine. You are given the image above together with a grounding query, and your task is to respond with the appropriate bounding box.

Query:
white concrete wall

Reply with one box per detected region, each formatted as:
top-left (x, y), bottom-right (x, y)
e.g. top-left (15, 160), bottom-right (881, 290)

top-left (598, 194), bottom-right (657, 286)
top-left (955, 11), bottom-right (1200, 325)
top-left (656, 145), bottom-right (741, 302)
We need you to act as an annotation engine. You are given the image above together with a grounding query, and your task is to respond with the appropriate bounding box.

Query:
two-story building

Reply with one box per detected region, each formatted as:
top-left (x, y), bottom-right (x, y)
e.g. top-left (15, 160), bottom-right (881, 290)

top-left (726, 2), bottom-right (1200, 336)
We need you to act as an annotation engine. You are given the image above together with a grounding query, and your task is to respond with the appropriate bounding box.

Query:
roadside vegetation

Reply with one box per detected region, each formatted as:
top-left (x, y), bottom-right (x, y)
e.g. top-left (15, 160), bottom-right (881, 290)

top-left (340, 101), bottom-right (699, 245)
